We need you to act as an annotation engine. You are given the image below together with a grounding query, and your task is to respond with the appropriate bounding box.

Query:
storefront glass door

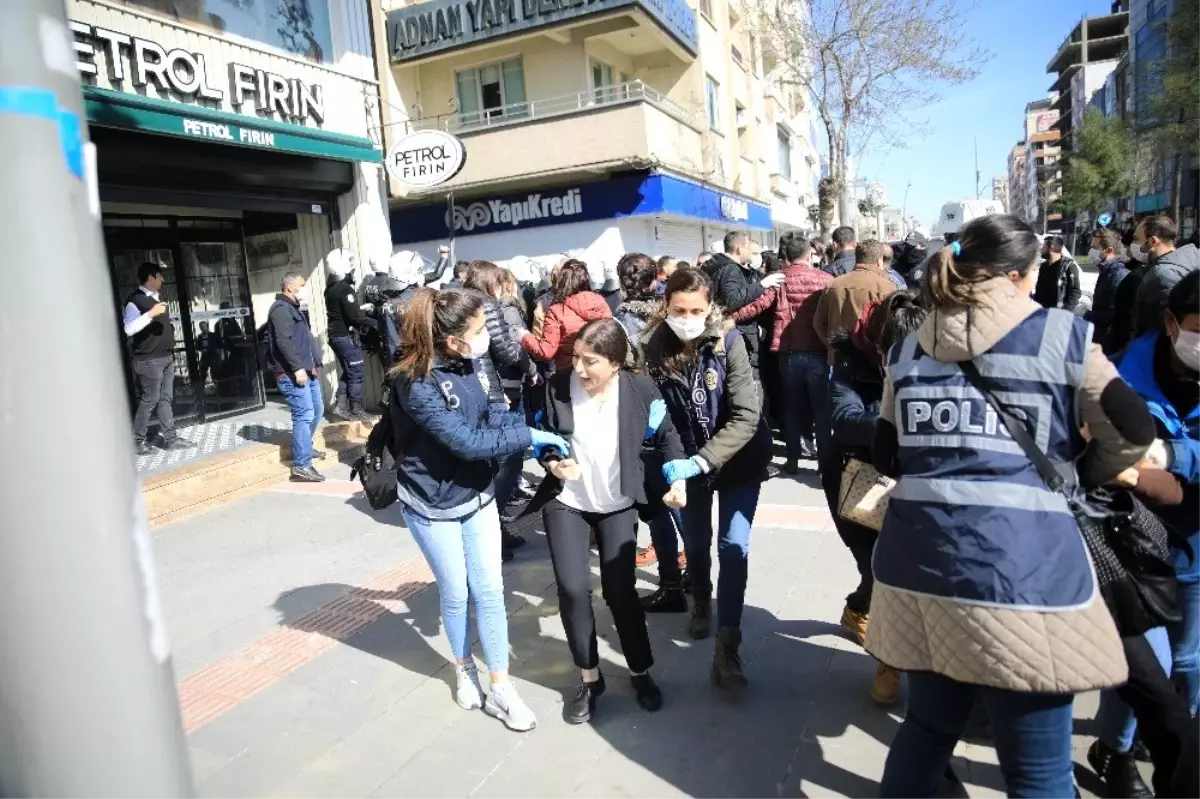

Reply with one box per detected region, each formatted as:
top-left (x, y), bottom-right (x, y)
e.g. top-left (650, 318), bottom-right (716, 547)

top-left (105, 216), bottom-right (264, 425)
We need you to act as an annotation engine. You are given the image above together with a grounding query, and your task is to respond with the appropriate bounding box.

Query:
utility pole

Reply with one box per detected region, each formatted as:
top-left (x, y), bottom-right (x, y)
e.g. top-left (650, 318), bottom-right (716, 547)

top-left (974, 137), bottom-right (981, 200)
top-left (0, 1), bottom-right (194, 795)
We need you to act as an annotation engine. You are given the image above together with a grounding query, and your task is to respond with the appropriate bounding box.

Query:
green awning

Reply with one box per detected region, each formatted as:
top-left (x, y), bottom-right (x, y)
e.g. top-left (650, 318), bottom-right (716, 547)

top-left (83, 86), bottom-right (381, 164)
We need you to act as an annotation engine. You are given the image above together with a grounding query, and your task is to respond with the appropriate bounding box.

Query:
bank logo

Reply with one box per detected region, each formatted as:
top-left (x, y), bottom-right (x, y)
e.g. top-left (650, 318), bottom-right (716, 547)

top-left (447, 189), bottom-right (584, 232)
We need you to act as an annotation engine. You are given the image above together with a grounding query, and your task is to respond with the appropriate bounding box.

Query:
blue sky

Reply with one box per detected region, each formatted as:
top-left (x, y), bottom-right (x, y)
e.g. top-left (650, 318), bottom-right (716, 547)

top-left (853, 0), bottom-right (1114, 228)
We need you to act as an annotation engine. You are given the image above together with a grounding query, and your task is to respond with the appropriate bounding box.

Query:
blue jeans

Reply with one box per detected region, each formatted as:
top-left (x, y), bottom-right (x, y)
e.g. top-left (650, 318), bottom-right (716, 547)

top-left (778, 350), bottom-right (830, 462)
top-left (401, 502), bottom-right (510, 672)
top-left (881, 672), bottom-right (1075, 798)
top-left (1097, 626), bottom-right (1172, 752)
top-left (648, 506), bottom-right (684, 584)
top-left (680, 481), bottom-right (760, 628)
top-left (1170, 578), bottom-right (1200, 715)
top-left (276, 374), bottom-right (322, 467)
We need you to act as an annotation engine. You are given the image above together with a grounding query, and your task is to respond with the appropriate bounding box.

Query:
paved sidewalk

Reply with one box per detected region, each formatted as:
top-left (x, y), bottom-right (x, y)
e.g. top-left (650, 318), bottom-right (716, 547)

top-left (152, 458), bottom-right (1118, 797)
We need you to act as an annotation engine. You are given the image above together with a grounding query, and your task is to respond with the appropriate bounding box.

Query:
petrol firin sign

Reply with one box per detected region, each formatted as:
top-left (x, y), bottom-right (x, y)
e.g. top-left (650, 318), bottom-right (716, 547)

top-left (386, 130), bottom-right (467, 189)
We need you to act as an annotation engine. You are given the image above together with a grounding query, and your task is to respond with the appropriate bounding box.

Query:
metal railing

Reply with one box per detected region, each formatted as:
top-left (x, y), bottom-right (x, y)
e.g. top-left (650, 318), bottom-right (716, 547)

top-left (410, 80), bottom-right (702, 134)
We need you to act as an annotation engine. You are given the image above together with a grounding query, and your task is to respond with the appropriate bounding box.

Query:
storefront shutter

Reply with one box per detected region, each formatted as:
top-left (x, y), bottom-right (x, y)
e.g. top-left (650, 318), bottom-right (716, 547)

top-left (653, 220), bottom-right (703, 261)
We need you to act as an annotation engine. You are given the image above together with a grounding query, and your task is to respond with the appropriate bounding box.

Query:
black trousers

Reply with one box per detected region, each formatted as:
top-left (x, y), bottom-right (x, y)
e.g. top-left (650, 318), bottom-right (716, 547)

top-left (543, 500), bottom-right (653, 674)
top-left (1118, 632), bottom-right (1199, 798)
top-left (821, 457), bottom-right (877, 612)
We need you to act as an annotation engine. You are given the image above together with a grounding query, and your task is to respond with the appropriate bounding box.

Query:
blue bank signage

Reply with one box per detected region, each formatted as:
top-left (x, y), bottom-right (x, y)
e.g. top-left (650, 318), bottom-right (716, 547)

top-left (390, 173), bottom-right (771, 243)
top-left (387, 0), bottom-right (698, 61)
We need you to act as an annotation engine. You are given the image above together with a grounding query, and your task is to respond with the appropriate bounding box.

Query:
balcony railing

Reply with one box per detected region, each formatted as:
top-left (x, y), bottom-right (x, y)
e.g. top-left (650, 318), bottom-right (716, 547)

top-left (410, 81), bottom-right (701, 135)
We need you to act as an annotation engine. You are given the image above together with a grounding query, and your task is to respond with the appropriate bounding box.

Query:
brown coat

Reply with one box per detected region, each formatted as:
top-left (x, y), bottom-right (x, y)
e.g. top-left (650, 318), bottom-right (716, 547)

top-left (813, 265), bottom-right (896, 361)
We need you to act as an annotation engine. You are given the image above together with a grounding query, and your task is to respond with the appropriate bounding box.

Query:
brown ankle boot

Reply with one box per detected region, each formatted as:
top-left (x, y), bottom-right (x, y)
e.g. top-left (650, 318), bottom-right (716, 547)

top-left (712, 627), bottom-right (747, 688)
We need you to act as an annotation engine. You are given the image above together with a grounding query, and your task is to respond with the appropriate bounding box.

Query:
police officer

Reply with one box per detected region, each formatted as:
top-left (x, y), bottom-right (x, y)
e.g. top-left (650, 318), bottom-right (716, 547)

top-left (123, 261), bottom-right (194, 456)
top-left (323, 248), bottom-right (376, 422)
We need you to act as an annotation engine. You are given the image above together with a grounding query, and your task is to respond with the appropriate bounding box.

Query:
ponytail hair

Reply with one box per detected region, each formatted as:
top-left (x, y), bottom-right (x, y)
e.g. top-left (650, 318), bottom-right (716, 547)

top-left (391, 288), bottom-right (484, 379)
top-left (923, 214), bottom-right (1040, 309)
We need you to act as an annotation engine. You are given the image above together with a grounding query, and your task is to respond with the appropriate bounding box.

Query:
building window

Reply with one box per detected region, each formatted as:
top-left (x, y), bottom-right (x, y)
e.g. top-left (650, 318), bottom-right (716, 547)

top-left (706, 75), bottom-right (721, 131)
top-left (776, 126), bottom-right (792, 180)
top-left (731, 44), bottom-right (744, 67)
top-left (455, 58), bottom-right (526, 125)
top-left (122, 0), bottom-right (334, 63)
top-left (590, 59), bottom-right (627, 102)
top-left (699, 0), bottom-right (713, 21)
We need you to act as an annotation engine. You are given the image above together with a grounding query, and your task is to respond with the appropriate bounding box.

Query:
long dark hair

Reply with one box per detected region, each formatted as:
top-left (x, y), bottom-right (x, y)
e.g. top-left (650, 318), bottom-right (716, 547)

top-left (576, 318), bottom-right (629, 366)
top-left (462, 260), bottom-right (505, 298)
top-left (924, 214), bottom-right (1039, 308)
top-left (653, 267), bottom-right (718, 379)
top-left (864, 291), bottom-right (928, 358)
top-left (390, 288), bottom-right (483, 379)
top-left (617, 252), bottom-right (658, 301)
top-left (552, 259), bottom-right (591, 304)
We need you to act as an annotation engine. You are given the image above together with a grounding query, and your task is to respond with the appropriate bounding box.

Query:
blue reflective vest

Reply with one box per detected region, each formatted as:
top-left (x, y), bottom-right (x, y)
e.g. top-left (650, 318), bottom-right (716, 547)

top-left (873, 308), bottom-right (1098, 610)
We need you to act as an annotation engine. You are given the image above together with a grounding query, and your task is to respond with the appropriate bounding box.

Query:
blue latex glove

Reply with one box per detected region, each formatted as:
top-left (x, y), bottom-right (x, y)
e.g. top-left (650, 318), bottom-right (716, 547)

top-left (530, 428), bottom-right (569, 459)
top-left (663, 457), bottom-right (701, 484)
top-left (645, 399), bottom-right (666, 441)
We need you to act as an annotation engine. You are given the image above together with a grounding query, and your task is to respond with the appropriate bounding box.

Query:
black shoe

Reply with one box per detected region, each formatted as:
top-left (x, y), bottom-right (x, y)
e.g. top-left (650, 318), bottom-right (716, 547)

top-left (640, 583), bottom-right (688, 613)
top-left (1131, 738), bottom-right (1151, 763)
top-left (1088, 740), bottom-right (1153, 799)
top-left (160, 438), bottom-right (193, 450)
top-left (503, 531), bottom-right (527, 550)
top-left (798, 439), bottom-right (817, 460)
top-left (329, 401), bottom-right (351, 422)
top-left (782, 459), bottom-right (800, 475)
top-left (290, 465), bottom-right (325, 483)
top-left (311, 449), bottom-right (328, 461)
top-left (765, 464), bottom-right (782, 480)
top-left (135, 441), bottom-right (154, 456)
top-left (350, 407), bottom-right (376, 422)
top-left (566, 674), bottom-right (605, 724)
top-left (501, 546), bottom-right (514, 563)
top-left (631, 673), bottom-right (662, 712)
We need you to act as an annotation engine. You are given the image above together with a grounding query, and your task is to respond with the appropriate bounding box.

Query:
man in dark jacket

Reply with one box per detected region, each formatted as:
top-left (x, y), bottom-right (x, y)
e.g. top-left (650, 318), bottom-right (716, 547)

top-left (1086, 228), bottom-right (1129, 353)
top-left (825, 226), bottom-right (857, 278)
top-left (1034, 235), bottom-right (1082, 312)
top-left (324, 249), bottom-right (377, 422)
top-left (706, 230), bottom-right (785, 377)
top-left (268, 272), bottom-right (326, 483)
top-left (1132, 214), bottom-right (1200, 338)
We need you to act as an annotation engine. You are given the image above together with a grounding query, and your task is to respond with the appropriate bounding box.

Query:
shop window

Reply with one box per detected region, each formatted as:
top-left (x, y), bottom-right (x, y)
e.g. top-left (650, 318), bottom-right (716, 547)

top-left (706, 76), bottom-right (721, 132)
top-left (455, 58), bottom-right (527, 126)
top-left (121, 0), bottom-right (334, 64)
top-left (776, 126), bottom-right (792, 180)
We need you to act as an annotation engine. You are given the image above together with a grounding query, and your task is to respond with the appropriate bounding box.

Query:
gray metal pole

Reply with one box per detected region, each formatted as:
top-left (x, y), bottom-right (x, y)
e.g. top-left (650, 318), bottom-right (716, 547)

top-left (0, 1), bottom-right (194, 795)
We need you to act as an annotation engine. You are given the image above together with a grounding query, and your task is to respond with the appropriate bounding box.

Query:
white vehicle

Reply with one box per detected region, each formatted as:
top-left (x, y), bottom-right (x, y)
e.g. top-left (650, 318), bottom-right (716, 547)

top-left (930, 199), bottom-right (1005, 238)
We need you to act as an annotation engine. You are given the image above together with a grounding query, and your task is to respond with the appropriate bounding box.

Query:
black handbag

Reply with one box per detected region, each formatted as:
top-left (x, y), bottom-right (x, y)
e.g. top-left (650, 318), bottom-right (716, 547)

top-left (959, 360), bottom-right (1183, 637)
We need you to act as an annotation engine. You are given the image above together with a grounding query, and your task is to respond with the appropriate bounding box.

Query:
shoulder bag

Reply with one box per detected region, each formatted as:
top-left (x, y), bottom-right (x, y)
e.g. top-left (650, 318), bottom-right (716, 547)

top-left (959, 359), bottom-right (1182, 637)
top-left (837, 458), bottom-right (895, 532)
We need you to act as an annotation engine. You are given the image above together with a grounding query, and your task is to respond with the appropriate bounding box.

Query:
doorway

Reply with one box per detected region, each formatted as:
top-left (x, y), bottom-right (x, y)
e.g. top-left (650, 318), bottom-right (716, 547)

top-left (106, 215), bottom-right (264, 425)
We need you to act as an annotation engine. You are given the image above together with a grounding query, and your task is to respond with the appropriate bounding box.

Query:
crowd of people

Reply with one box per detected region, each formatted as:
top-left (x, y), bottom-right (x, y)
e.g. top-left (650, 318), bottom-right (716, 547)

top-left (254, 211), bottom-right (1199, 797)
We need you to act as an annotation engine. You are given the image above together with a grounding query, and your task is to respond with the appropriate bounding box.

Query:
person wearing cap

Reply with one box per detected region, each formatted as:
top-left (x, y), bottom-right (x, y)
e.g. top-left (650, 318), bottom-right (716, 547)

top-left (324, 248), bottom-right (377, 422)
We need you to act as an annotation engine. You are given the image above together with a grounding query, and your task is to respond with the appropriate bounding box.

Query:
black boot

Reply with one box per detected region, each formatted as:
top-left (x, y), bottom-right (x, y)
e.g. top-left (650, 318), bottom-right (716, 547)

top-left (566, 673), bottom-right (605, 724)
top-left (631, 673), bottom-right (663, 712)
top-left (1087, 740), bottom-right (1153, 798)
top-left (712, 626), bottom-right (748, 689)
top-left (688, 591), bottom-right (712, 639)
top-left (329, 397), bottom-right (351, 421)
top-left (641, 582), bottom-right (688, 613)
top-left (349, 404), bottom-right (375, 422)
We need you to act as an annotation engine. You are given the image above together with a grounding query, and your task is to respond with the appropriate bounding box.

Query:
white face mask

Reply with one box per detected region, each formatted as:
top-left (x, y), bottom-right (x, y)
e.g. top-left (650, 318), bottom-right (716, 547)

top-left (1130, 242), bottom-right (1149, 263)
top-left (463, 328), bottom-right (490, 359)
top-left (1087, 248), bottom-right (1102, 264)
top-left (1173, 328), bottom-right (1200, 371)
top-left (665, 314), bottom-right (707, 342)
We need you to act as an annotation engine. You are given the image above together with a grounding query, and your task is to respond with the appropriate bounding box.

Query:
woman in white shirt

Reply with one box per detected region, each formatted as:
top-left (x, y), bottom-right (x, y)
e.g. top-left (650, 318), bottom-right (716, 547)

top-left (524, 318), bottom-right (688, 724)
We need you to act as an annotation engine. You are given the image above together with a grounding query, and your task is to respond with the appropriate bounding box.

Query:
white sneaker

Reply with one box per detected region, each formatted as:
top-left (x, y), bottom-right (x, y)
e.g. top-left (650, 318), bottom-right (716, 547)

top-left (484, 681), bottom-right (537, 732)
top-left (455, 662), bottom-right (484, 710)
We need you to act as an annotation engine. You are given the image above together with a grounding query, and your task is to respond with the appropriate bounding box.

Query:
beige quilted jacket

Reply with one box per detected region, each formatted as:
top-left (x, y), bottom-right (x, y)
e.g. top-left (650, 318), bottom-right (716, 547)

top-left (865, 277), bottom-right (1138, 694)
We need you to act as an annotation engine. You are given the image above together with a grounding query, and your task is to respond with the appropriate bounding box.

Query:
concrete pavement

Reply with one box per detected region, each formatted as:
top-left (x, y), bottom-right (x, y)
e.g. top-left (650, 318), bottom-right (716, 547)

top-left (151, 454), bottom-right (1120, 797)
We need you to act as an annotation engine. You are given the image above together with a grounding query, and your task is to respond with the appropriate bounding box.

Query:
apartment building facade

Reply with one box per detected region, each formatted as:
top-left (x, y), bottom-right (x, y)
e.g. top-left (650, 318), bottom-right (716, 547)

top-left (377, 0), bottom-right (819, 273)
top-left (1019, 99), bottom-right (1063, 232)
top-left (1007, 143), bottom-right (1028, 224)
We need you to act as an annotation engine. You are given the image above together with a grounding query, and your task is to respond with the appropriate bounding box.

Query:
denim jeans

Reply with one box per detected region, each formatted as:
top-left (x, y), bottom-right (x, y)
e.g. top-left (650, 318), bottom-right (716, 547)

top-left (1169, 578), bottom-right (1200, 714)
top-left (881, 672), bottom-right (1075, 798)
top-left (778, 350), bottom-right (829, 461)
top-left (680, 481), bottom-right (760, 628)
top-left (401, 502), bottom-right (510, 672)
top-left (329, 334), bottom-right (365, 408)
top-left (275, 373), bottom-right (322, 467)
top-left (648, 506), bottom-right (684, 584)
top-left (1096, 626), bottom-right (1172, 752)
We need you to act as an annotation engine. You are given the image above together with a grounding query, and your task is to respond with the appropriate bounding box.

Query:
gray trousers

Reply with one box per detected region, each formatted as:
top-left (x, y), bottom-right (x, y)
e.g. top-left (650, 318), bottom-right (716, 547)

top-left (132, 355), bottom-right (176, 443)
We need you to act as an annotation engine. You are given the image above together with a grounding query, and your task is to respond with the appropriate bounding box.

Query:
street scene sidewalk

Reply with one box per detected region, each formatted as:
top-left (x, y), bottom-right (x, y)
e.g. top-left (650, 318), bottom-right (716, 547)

top-left (156, 458), bottom-right (1115, 798)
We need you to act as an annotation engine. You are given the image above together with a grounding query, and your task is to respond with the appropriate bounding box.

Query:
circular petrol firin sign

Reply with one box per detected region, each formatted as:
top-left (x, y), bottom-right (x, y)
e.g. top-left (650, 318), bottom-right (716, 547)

top-left (386, 129), bottom-right (466, 189)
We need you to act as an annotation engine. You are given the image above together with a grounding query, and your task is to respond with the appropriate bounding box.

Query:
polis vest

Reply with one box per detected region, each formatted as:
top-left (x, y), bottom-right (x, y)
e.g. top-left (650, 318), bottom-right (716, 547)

top-left (873, 308), bottom-right (1098, 611)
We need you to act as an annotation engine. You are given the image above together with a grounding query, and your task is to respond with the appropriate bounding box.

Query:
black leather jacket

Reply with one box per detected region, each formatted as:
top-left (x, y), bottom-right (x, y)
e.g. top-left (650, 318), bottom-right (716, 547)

top-left (471, 291), bottom-right (529, 404)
